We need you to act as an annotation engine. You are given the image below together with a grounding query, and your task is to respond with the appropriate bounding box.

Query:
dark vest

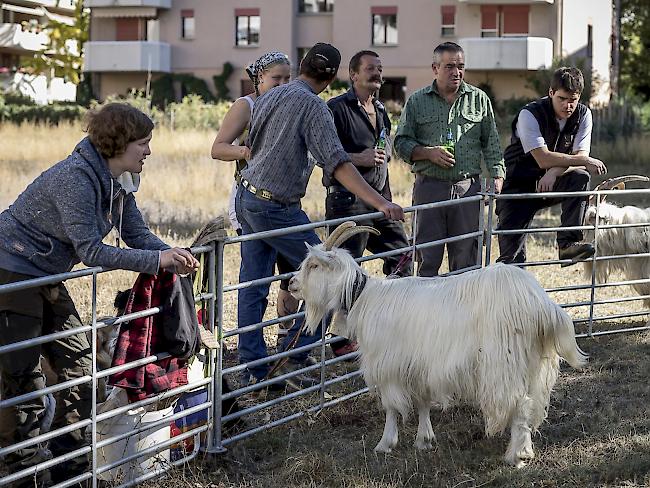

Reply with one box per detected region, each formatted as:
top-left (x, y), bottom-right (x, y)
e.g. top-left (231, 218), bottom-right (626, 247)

top-left (503, 97), bottom-right (587, 182)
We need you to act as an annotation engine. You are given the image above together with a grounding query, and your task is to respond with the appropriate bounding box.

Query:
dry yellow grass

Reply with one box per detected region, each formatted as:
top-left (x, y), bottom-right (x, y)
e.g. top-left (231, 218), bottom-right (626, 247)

top-left (2, 124), bottom-right (650, 488)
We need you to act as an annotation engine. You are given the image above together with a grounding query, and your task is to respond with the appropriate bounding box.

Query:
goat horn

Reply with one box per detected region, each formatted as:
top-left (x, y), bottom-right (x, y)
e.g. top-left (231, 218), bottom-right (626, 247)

top-left (590, 175), bottom-right (650, 204)
top-left (323, 221), bottom-right (356, 251)
top-left (331, 225), bottom-right (380, 249)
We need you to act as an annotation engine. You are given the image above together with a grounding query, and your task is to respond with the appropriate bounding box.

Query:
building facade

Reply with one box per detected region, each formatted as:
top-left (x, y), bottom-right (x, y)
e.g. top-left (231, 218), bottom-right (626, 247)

top-left (1, 0), bottom-right (77, 103)
top-left (84, 0), bottom-right (613, 104)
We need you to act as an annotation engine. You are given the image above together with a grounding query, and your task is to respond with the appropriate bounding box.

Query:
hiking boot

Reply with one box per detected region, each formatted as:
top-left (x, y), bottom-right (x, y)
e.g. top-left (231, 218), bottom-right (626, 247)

top-left (332, 340), bottom-right (359, 361)
top-left (559, 242), bottom-right (595, 267)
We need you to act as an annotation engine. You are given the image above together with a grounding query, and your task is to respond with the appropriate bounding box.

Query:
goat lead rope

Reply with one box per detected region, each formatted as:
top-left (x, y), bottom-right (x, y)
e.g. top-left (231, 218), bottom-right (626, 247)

top-left (265, 320), bottom-right (307, 381)
top-left (391, 250), bottom-right (413, 277)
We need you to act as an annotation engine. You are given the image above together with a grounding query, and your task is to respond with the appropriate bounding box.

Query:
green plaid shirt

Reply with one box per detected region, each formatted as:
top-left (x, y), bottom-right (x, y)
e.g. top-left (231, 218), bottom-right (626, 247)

top-left (395, 81), bottom-right (505, 180)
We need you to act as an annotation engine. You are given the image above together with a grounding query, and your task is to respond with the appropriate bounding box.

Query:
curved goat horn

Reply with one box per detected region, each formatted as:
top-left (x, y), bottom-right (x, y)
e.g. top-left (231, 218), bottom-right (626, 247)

top-left (590, 175), bottom-right (650, 204)
top-left (331, 225), bottom-right (380, 249)
top-left (323, 221), bottom-right (356, 251)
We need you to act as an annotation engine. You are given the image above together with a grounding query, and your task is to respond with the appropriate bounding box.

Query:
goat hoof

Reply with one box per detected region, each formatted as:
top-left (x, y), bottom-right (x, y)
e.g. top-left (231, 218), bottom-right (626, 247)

top-left (517, 446), bottom-right (535, 460)
top-left (374, 444), bottom-right (392, 454)
top-left (414, 440), bottom-right (433, 450)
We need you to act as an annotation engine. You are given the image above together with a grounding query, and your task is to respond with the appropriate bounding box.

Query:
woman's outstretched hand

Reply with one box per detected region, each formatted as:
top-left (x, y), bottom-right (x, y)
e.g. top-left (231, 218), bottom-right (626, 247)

top-left (160, 248), bottom-right (200, 275)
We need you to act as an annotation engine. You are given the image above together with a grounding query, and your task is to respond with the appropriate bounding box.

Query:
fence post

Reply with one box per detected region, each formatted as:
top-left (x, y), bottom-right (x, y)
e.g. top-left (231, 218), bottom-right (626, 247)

top-left (206, 240), bottom-right (226, 454)
top-left (90, 271), bottom-right (98, 488)
top-left (411, 209), bottom-right (418, 277)
top-left (476, 177), bottom-right (486, 268)
top-left (587, 193), bottom-right (601, 336)
top-left (484, 180), bottom-right (496, 265)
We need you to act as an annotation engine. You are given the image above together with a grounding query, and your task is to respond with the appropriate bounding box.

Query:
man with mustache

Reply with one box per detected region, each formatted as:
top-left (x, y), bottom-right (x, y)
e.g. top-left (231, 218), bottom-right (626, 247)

top-left (496, 66), bottom-right (607, 266)
top-left (395, 42), bottom-right (504, 276)
top-left (324, 50), bottom-right (412, 357)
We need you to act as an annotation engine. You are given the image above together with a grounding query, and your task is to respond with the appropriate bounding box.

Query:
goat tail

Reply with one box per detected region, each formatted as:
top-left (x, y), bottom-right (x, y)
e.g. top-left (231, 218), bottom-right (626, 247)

top-left (545, 303), bottom-right (588, 369)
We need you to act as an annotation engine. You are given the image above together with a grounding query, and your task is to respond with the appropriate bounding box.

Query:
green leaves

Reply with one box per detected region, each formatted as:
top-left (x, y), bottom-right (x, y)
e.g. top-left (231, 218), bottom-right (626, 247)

top-left (21, 0), bottom-right (88, 85)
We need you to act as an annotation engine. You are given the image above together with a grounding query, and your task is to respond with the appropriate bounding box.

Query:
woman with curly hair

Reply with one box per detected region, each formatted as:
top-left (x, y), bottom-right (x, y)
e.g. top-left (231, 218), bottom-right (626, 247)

top-left (0, 103), bottom-right (198, 487)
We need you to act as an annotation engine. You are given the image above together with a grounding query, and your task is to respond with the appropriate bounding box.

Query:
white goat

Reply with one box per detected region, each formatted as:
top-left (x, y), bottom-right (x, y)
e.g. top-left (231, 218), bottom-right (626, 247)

top-left (289, 222), bottom-right (587, 467)
top-left (583, 175), bottom-right (650, 320)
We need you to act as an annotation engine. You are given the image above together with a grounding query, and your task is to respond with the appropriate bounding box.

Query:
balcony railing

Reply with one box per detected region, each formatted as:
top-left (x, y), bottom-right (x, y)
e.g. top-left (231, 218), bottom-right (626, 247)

top-left (83, 41), bottom-right (171, 72)
top-left (459, 37), bottom-right (553, 71)
top-left (0, 23), bottom-right (48, 52)
top-left (84, 0), bottom-right (171, 8)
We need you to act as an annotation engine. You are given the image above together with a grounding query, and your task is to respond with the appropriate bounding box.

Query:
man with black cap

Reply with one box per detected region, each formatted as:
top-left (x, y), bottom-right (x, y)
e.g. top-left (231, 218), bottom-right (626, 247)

top-left (234, 42), bottom-right (404, 388)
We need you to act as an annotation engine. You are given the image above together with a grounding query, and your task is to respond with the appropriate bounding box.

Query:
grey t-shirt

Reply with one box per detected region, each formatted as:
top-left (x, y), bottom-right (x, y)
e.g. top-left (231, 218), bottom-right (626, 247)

top-left (241, 79), bottom-right (350, 203)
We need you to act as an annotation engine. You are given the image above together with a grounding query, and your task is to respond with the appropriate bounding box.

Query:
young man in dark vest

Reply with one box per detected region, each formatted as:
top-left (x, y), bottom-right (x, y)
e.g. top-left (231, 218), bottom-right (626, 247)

top-left (496, 67), bottom-right (607, 266)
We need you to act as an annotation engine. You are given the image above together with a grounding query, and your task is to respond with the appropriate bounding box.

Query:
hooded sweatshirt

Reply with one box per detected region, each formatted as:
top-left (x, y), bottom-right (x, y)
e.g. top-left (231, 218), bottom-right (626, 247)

top-left (0, 137), bottom-right (169, 276)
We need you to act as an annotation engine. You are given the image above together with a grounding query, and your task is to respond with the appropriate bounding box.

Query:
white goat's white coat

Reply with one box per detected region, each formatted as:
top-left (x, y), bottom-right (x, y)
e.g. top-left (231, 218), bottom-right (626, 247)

top-left (290, 246), bottom-right (587, 467)
top-left (584, 202), bottom-right (650, 320)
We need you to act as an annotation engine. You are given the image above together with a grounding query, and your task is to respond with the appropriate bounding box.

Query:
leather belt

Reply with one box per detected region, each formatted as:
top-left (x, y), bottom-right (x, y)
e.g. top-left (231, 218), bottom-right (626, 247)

top-left (240, 178), bottom-right (274, 202)
top-left (326, 185), bottom-right (349, 195)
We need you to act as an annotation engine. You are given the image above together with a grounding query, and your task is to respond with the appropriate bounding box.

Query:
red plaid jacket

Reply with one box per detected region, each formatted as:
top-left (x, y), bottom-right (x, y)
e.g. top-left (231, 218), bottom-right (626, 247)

top-left (109, 271), bottom-right (194, 402)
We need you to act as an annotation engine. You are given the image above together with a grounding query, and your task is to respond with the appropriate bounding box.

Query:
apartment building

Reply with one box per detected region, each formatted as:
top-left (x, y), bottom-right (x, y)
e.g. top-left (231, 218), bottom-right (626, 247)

top-left (84, 0), bottom-right (613, 104)
top-left (0, 0), bottom-right (77, 103)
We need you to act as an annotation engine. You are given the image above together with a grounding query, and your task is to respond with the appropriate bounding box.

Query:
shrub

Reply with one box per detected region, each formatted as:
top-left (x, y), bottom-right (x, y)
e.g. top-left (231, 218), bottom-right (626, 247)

top-left (0, 102), bottom-right (85, 124)
top-left (167, 95), bottom-right (232, 131)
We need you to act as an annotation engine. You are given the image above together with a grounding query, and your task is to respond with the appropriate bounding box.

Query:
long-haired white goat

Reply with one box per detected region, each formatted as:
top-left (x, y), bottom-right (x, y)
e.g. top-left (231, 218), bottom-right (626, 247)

top-left (289, 222), bottom-right (587, 467)
top-left (583, 175), bottom-right (650, 322)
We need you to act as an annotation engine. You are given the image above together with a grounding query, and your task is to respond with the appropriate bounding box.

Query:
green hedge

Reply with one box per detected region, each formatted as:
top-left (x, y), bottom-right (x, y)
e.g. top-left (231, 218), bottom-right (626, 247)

top-left (0, 103), bottom-right (86, 124)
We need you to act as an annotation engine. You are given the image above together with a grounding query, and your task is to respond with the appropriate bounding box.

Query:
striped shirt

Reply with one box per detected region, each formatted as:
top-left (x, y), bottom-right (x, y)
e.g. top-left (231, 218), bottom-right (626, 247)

top-left (242, 79), bottom-right (350, 203)
top-left (395, 81), bottom-right (505, 181)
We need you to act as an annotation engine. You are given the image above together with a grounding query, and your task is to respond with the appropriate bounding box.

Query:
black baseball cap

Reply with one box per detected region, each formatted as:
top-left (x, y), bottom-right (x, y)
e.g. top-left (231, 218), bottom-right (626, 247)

top-left (301, 42), bottom-right (341, 75)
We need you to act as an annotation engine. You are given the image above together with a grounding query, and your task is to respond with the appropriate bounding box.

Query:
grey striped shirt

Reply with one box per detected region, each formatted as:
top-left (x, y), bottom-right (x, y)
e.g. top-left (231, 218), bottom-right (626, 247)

top-left (242, 79), bottom-right (350, 203)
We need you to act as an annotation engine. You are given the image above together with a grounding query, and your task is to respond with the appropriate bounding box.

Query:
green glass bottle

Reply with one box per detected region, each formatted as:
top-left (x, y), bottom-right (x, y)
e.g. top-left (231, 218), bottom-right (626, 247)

top-left (375, 128), bottom-right (387, 150)
top-left (445, 128), bottom-right (455, 156)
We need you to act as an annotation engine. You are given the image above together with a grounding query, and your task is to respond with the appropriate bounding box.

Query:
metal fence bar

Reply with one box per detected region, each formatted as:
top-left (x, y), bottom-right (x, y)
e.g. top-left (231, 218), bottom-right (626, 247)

top-left (90, 270), bottom-right (99, 488)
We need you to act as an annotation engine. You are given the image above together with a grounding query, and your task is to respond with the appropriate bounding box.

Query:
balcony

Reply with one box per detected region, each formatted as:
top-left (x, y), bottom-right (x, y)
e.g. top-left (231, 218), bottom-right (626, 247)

top-left (83, 41), bottom-right (170, 72)
top-left (458, 0), bottom-right (553, 4)
top-left (0, 24), bottom-right (48, 53)
top-left (459, 37), bottom-right (553, 71)
top-left (84, 0), bottom-right (171, 7)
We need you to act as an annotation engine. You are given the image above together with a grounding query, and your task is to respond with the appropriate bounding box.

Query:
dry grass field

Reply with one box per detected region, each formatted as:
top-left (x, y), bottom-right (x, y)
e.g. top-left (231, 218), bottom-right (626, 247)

top-left (2, 123), bottom-right (649, 487)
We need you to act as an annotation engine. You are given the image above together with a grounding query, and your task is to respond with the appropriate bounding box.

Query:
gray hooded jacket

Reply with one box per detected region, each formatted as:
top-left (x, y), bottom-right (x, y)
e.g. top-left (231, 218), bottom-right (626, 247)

top-left (0, 137), bottom-right (168, 276)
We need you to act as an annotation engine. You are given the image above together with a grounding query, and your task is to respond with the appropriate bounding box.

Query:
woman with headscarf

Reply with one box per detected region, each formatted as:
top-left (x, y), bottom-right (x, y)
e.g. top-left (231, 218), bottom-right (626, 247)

top-left (210, 52), bottom-right (298, 336)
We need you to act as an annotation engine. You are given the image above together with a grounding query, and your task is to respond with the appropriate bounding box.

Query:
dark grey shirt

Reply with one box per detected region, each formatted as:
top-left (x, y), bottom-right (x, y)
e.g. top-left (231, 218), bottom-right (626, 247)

top-left (242, 79), bottom-right (350, 203)
top-left (0, 137), bottom-right (168, 276)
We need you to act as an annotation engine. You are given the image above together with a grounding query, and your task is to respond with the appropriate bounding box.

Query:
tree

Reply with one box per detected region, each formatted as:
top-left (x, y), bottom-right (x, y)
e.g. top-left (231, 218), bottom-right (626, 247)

top-left (620, 0), bottom-right (650, 100)
top-left (22, 0), bottom-right (89, 85)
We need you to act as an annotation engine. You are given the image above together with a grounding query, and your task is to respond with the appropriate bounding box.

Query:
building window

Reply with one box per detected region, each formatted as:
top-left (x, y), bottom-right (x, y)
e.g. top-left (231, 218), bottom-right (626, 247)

top-left (181, 9), bottom-right (195, 39)
top-left (235, 8), bottom-right (260, 46)
top-left (441, 5), bottom-right (455, 37)
top-left (115, 18), bottom-right (147, 41)
top-left (481, 5), bottom-right (529, 37)
top-left (298, 0), bottom-right (334, 13)
top-left (371, 7), bottom-right (397, 46)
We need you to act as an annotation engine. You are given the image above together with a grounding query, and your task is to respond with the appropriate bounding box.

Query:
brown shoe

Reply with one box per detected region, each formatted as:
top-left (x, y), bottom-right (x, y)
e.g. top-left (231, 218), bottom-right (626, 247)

top-left (559, 242), bottom-right (595, 267)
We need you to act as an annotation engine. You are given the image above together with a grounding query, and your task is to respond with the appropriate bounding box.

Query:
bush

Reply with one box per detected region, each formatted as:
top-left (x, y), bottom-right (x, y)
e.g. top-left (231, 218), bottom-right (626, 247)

top-left (167, 95), bottom-right (232, 131)
top-left (0, 90), bottom-right (37, 106)
top-left (0, 102), bottom-right (85, 124)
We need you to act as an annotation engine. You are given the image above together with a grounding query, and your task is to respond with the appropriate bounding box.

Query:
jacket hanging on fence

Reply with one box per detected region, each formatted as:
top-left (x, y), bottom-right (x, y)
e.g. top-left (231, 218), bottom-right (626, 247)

top-left (108, 270), bottom-right (201, 402)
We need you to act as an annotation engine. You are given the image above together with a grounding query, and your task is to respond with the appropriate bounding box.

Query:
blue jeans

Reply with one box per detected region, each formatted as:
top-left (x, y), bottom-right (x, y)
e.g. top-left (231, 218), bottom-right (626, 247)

top-left (235, 186), bottom-right (323, 380)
